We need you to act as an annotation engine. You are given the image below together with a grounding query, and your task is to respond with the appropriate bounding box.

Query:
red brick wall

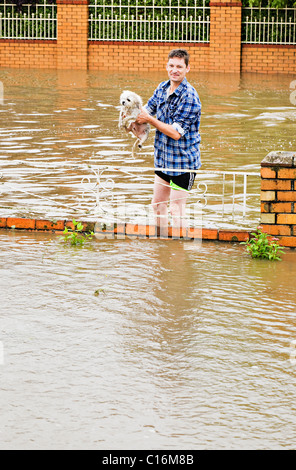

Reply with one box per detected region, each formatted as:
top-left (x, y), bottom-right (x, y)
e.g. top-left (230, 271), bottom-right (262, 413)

top-left (242, 45), bottom-right (296, 74)
top-left (57, 0), bottom-right (88, 69)
top-left (0, 40), bottom-right (57, 69)
top-left (261, 151), bottom-right (296, 247)
top-left (88, 42), bottom-right (209, 72)
top-left (0, 1), bottom-right (295, 74)
top-left (209, 1), bottom-right (242, 73)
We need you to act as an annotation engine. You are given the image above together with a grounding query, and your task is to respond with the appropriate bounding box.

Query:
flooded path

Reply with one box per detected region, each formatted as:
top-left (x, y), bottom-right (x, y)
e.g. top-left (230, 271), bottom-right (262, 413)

top-left (0, 68), bottom-right (296, 449)
top-left (0, 69), bottom-right (295, 227)
top-left (1, 231), bottom-right (296, 449)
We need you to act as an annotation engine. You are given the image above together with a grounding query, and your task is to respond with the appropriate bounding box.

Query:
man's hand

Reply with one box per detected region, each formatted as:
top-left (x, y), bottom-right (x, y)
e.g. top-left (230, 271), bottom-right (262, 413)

top-left (137, 107), bottom-right (181, 141)
top-left (136, 108), bottom-right (151, 124)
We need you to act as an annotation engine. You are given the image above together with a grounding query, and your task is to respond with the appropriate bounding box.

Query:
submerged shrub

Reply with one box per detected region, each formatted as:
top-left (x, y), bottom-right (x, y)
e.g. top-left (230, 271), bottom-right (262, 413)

top-left (241, 226), bottom-right (285, 261)
top-left (59, 219), bottom-right (94, 247)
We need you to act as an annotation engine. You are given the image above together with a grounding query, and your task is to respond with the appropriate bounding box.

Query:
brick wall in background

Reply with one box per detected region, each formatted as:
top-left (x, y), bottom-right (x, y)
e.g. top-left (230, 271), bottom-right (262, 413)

top-left (0, 40), bottom-right (57, 69)
top-left (56, 0), bottom-right (88, 70)
top-left (88, 42), bottom-right (210, 72)
top-left (209, 1), bottom-right (242, 73)
top-left (0, 1), bottom-right (295, 73)
top-left (242, 45), bottom-right (296, 74)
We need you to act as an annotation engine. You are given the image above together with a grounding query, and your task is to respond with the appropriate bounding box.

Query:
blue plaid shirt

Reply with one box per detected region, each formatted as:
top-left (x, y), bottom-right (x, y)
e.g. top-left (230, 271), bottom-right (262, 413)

top-left (146, 77), bottom-right (201, 176)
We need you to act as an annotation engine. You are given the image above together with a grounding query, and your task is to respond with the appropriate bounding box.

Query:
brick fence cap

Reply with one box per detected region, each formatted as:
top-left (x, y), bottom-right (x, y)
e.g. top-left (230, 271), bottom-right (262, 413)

top-left (261, 151), bottom-right (296, 168)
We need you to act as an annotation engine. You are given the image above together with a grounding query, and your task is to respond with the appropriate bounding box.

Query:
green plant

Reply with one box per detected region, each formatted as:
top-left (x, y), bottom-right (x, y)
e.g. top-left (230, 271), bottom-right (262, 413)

top-left (243, 0), bottom-right (296, 7)
top-left (60, 219), bottom-right (94, 247)
top-left (241, 226), bottom-right (285, 260)
top-left (94, 288), bottom-right (106, 296)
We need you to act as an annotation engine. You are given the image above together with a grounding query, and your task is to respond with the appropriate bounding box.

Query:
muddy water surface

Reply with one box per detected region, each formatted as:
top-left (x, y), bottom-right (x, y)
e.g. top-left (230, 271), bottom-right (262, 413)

top-left (1, 230), bottom-right (296, 449)
top-left (0, 69), bottom-right (296, 449)
top-left (0, 69), bottom-right (295, 226)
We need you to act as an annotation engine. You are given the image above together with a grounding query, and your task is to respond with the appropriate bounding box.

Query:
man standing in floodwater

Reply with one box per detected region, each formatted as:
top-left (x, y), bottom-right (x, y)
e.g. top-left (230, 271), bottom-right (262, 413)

top-left (136, 49), bottom-right (202, 228)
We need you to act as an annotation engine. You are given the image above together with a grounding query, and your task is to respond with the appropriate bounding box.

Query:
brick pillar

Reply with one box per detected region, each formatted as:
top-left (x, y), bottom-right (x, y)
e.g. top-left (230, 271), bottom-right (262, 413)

top-left (261, 151), bottom-right (296, 248)
top-left (56, 0), bottom-right (88, 70)
top-left (209, 0), bottom-right (242, 73)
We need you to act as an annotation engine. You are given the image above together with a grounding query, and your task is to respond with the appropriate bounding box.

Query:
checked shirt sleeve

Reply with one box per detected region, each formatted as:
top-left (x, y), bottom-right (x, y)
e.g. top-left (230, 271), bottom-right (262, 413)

top-left (145, 83), bottom-right (164, 116)
top-left (145, 90), bottom-right (158, 116)
top-left (171, 92), bottom-right (201, 136)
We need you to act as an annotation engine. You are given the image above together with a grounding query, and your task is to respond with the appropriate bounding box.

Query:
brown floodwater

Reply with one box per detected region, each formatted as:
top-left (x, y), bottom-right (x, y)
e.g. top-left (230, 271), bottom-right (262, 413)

top-left (0, 68), bottom-right (296, 449)
top-left (0, 68), bottom-right (295, 227)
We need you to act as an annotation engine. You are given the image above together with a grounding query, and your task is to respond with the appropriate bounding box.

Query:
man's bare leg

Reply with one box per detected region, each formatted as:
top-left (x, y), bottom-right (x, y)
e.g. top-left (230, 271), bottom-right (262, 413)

top-left (152, 174), bottom-right (171, 228)
top-left (170, 187), bottom-right (189, 228)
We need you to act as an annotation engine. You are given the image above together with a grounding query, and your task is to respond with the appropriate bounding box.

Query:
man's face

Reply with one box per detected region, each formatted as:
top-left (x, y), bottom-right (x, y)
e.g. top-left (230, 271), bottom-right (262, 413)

top-left (166, 57), bottom-right (190, 85)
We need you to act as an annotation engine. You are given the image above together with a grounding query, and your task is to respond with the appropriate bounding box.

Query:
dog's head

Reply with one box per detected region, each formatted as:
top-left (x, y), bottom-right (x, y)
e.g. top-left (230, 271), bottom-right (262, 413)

top-left (120, 90), bottom-right (142, 110)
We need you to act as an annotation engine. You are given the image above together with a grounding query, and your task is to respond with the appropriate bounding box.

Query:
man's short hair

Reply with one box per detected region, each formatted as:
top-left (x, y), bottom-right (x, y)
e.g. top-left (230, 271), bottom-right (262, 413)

top-left (168, 49), bottom-right (190, 67)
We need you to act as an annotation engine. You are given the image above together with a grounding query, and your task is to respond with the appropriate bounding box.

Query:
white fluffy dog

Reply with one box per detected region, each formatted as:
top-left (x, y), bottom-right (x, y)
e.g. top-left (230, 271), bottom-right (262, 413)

top-left (119, 90), bottom-right (150, 155)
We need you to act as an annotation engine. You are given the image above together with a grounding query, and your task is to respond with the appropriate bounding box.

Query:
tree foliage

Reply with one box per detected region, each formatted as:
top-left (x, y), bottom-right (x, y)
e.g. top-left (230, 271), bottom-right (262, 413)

top-left (8, 0), bottom-right (55, 13)
top-left (243, 0), bottom-right (296, 7)
top-left (7, 0), bottom-right (296, 12)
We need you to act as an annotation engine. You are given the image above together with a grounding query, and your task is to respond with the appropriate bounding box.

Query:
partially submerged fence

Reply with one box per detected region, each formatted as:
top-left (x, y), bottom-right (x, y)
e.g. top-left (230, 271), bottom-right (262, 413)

top-left (0, 162), bottom-right (261, 230)
top-left (92, 166), bottom-right (260, 230)
top-left (3, 154), bottom-right (296, 247)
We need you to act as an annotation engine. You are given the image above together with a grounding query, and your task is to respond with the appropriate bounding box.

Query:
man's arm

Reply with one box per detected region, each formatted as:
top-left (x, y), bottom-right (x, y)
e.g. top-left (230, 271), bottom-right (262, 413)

top-left (136, 108), bottom-right (181, 141)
